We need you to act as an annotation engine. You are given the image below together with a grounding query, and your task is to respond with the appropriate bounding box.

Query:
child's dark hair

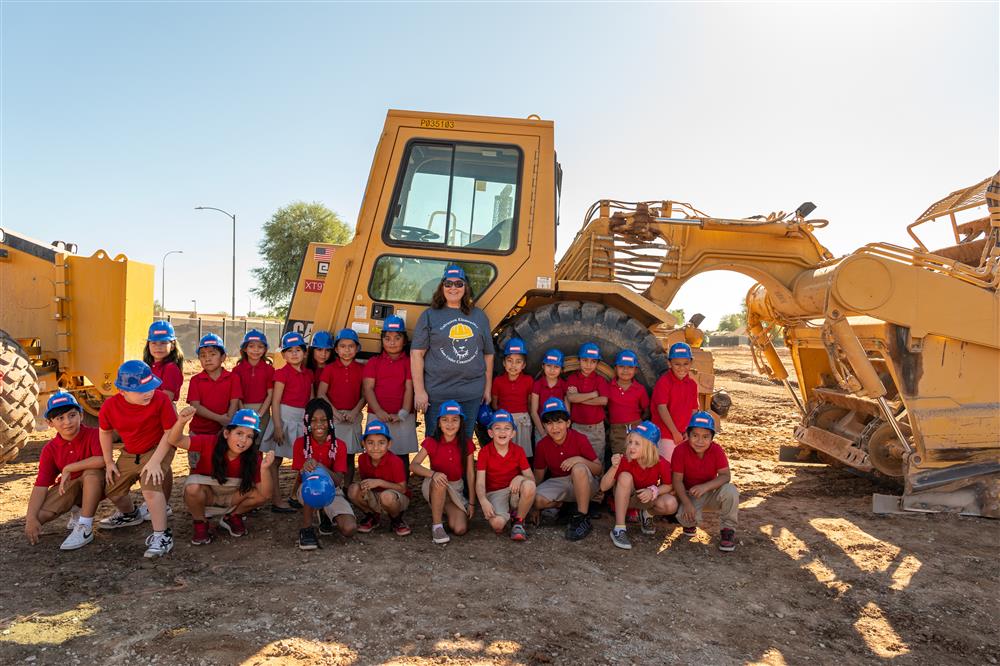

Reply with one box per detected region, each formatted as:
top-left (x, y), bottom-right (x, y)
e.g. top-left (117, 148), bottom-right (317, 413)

top-left (239, 346), bottom-right (273, 366)
top-left (46, 404), bottom-right (82, 421)
top-left (305, 347), bottom-right (329, 374)
top-left (380, 327), bottom-right (410, 353)
top-left (143, 340), bottom-right (184, 370)
top-left (433, 414), bottom-right (470, 485)
top-left (301, 398), bottom-right (335, 460)
top-left (541, 410), bottom-right (571, 424)
top-left (215, 428), bottom-right (260, 494)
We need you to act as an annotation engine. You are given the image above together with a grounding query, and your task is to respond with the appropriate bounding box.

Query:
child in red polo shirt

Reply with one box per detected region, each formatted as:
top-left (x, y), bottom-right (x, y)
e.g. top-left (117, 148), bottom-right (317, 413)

top-left (150, 406), bottom-right (274, 544)
top-left (317, 328), bottom-right (366, 482)
top-left (292, 399), bottom-right (356, 550)
top-left (187, 333), bottom-right (243, 436)
top-left (651, 342), bottom-right (699, 461)
top-left (476, 410), bottom-right (535, 541)
top-left (98, 361), bottom-right (178, 558)
top-left (261, 332), bottom-right (314, 512)
top-left (362, 316), bottom-right (417, 476)
top-left (306, 330), bottom-right (334, 394)
top-left (566, 342), bottom-right (610, 463)
top-left (234, 329), bottom-right (274, 430)
top-left (601, 421), bottom-right (678, 550)
top-left (347, 420), bottom-right (411, 536)
top-left (672, 411), bottom-right (739, 552)
top-left (24, 392), bottom-right (105, 551)
top-left (491, 337), bottom-right (535, 457)
top-left (531, 348), bottom-right (567, 446)
top-left (144, 321), bottom-right (184, 401)
top-left (409, 400), bottom-right (476, 544)
top-left (606, 350), bottom-right (650, 458)
top-left (532, 398), bottom-right (602, 541)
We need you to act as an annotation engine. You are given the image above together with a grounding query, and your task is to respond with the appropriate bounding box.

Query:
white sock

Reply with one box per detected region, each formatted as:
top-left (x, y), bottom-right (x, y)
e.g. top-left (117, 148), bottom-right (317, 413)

top-left (614, 524), bottom-right (626, 531)
top-left (78, 516), bottom-right (94, 529)
top-left (432, 523), bottom-right (443, 530)
top-left (152, 530), bottom-right (164, 539)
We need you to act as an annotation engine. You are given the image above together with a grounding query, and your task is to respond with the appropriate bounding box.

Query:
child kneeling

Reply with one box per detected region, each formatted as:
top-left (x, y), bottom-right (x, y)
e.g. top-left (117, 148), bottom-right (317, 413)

top-left (476, 410), bottom-right (535, 541)
top-left (347, 419), bottom-right (412, 536)
top-left (600, 421), bottom-right (677, 550)
top-left (293, 399), bottom-right (357, 550)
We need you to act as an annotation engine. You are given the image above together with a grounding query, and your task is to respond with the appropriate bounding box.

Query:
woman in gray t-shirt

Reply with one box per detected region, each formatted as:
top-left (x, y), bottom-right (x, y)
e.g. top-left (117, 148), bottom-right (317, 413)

top-left (412, 264), bottom-right (494, 438)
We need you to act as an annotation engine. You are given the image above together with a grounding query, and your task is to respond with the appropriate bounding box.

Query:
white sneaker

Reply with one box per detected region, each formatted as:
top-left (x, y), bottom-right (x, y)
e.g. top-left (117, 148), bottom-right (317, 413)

top-left (60, 524), bottom-right (94, 550)
top-left (138, 503), bottom-right (174, 522)
top-left (143, 529), bottom-right (174, 558)
top-left (66, 506), bottom-right (81, 531)
top-left (99, 509), bottom-right (143, 530)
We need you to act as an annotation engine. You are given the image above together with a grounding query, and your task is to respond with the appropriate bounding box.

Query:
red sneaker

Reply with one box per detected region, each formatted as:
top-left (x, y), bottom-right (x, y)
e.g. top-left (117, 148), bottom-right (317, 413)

top-left (719, 528), bottom-right (736, 552)
top-left (220, 513), bottom-right (247, 537)
top-left (358, 513), bottom-right (380, 533)
top-left (191, 520), bottom-right (213, 545)
top-left (391, 516), bottom-right (412, 536)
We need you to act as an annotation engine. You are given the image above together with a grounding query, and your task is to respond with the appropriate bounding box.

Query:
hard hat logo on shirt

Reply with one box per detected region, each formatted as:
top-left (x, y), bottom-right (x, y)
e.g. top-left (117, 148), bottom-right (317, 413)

top-left (440, 320), bottom-right (478, 364)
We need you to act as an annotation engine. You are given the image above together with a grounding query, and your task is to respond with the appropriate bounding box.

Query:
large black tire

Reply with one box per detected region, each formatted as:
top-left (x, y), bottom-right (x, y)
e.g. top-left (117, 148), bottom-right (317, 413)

top-left (497, 301), bottom-right (669, 389)
top-left (0, 330), bottom-right (39, 463)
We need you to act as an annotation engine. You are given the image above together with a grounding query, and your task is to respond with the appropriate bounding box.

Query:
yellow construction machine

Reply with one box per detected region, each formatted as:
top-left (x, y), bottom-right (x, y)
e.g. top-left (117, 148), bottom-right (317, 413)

top-left (287, 109), bottom-right (999, 517)
top-left (0, 228), bottom-right (154, 462)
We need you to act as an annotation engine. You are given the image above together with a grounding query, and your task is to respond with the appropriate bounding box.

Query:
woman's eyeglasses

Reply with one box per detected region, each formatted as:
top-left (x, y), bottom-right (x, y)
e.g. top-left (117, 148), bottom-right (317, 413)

top-left (442, 280), bottom-right (465, 288)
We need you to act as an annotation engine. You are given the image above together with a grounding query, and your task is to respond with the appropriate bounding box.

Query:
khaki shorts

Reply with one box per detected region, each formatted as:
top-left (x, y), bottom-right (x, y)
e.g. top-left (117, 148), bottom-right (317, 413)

top-left (572, 422), bottom-right (606, 464)
top-left (40, 470), bottom-right (104, 516)
top-left (297, 486), bottom-right (355, 520)
top-left (626, 491), bottom-right (656, 510)
top-left (609, 422), bottom-right (640, 455)
top-left (355, 487), bottom-right (410, 514)
top-left (484, 488), bottom-right (519, 523)
top-left (536, 473), bottom-right (598, 503)
top-left (421, 477), bottom-right (468, 509)
top-left (105, 447), bottom-right (175, 499)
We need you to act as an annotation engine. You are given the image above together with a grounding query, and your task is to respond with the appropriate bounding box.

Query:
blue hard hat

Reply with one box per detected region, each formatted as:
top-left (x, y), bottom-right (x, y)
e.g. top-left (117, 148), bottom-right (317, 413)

top-left (632, 420), bottom-right (661, 446)
top-left (578, 342), bottom-right (601, 360)
top-left (489, 409), bottom-right (514, 427)
top-left (476, 402), bottom-right (495, 428)
top-left (228, 408), bottom-right (262, 433)
top-left (335, 328), bottom-right (360, 345)
top-left (503, 337), bottom-right (527, 356)
top-left (438, 400), bottom-right (465, 420)
top-left (541, 397), bottom-right (570, 417)
top-left (44, 390), bottom-right (82, 418)
top-left (197, 333), bottom-right (226, 355)
top-left (363, 419), bottom-right (393, 440)
top-left (442, 264), bottom-right (467, 282)
top-left (241, 329), bottom-right (268, 348)
top-left (668, 342), bottom-right (693, 360)
top-left (281, 332), bottom-right (307, 350)
top-left (147, 321), bottom-right (176, 342)
top-left (300, 466), bottom-right (336, 509)
top-left (114, 360), bottom-right (162, 393)
top-left (688, 410), bottom-right (716, 434)
top-left (310, 330), bottom-right (334, 349)
top-left (382, 315), bottom-right (406, 333)
top-left (541, 348), bottom-right (564, 368)
top-left (615, 349), bottom-right (639, 367)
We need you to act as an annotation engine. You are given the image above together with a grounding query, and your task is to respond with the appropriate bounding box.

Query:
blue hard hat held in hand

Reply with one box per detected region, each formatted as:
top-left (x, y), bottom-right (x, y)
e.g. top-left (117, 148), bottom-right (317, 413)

top-left (300, 466), bottom-right (336, 509)
top-left (310, 330), bottom-right (334, 349)
top-left (476, 402), bottom-right (495, 428)
top-left (115, 360), bottom-right (162, 393)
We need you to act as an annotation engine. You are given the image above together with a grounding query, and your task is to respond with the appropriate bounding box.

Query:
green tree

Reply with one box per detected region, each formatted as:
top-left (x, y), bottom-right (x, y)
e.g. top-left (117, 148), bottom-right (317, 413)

top-left (716, 312), bottom-right (746, 332)
top-left (252, 202), bottom-right (352, 310)
top-left (668, 308), bottom-right (685, 325)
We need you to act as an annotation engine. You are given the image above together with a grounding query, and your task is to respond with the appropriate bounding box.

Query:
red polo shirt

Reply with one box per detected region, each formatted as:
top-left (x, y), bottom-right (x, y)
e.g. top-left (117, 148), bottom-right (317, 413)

top-left (533, 428), bottom-right (597, 478)
top-left (358, 451), bottom-right (410, 496)
top-left (492, 373), bottom-right (533, 413)
top-left (651, 371), bottom-right (699, 436)
top-left (532, 377), bottom-right (567, 418)
top-left (99, 391), bottom-right (178, 455)
top-left (671, 441), bottom-right (729, 489)
top-left (233, 360), bottom-right (275, 405)
top-left (188, 434), bottom-right (262, 483)
top-left (34, 425), bottom-right (102, 487)
top-left (615, 455), bottom-right (672, 488)
top-left (566, 371), bottom-right (609, 425)
top-left (274, 364), bottom-right (313, 408)
top-left (292, 434), bottom-right (348, 474)
top-left (150, 360), bottom-right (183, 400)
top-left (362, 352), bottom-right (411, 413)
top-left (186, 369), bottom-right (243, 435)
top-left (420, 436), bottom-right (475, 482)
top-left (606, 380), bottom-right (649, 424)
top-left (319, 360), bottom-right (365, 410)
top-left (476, 441), bottom-right (530, 492)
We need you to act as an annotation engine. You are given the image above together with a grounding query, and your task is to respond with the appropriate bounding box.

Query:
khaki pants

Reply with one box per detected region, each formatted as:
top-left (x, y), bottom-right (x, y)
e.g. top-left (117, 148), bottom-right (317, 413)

top-left (678, 483), bottom-right (739, 530)
top-left (572, 422), bottom-right (606, 463)
top-left (609, 422), bottom-right (640, 455)
top-left (40, 470), bottom-right (105, 515)
top-left (105, 447), bottom-right (176, 499)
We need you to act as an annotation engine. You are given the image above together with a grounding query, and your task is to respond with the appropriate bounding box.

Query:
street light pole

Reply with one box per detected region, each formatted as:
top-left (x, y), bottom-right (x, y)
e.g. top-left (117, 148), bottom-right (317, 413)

top-left (161, 250), bottom-right (183, 314)
top-left (191, 299), bottom-right (198, 314)
top-left (194, 205), bottom-right (237, 318)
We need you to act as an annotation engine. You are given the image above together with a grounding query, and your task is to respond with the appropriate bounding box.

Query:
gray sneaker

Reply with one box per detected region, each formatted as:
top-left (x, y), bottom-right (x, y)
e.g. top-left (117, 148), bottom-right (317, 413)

top-left (143, 529), bottom-right (174, 558)
top-left (431, 524), bottom-right (451, 544)
top-left (99, 509), bottom-right (143, 530)
top-left (639, 510), bottom-right (655, 536)
top-left (610, 528), bottom-right (632, 550)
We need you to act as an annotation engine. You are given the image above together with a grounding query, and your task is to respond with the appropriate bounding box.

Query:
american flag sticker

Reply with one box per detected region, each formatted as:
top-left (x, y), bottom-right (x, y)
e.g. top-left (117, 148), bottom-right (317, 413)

top-left (313, 246), bottom-right (334, 261)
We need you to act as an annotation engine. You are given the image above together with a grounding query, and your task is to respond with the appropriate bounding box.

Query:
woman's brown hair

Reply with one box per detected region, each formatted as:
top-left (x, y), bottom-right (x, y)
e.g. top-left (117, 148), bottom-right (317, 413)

top-left (430, 280), bottom-right (473, 314)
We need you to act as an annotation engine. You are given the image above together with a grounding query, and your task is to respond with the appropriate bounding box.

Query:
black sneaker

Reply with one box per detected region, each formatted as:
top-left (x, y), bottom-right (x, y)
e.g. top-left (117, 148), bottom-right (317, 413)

top-left (298, 527), bottom-right (319, 550)
top-left (566, 513), bottom-right (593, 541)
top-left (288, 497), bottom-right (303, 510)
top-left (318, 512), bottom-right (334, 536)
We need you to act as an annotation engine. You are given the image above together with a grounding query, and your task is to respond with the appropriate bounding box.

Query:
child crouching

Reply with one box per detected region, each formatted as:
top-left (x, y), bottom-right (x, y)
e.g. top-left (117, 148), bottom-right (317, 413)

top-left (476, 410), bottom-right (535, 541)
top-left (347, 419), bottom-right (411, 536)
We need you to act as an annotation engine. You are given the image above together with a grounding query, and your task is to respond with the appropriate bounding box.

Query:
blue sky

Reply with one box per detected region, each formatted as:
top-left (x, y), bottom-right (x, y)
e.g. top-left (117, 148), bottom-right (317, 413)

top-left (2, 2), bottom-right (997, 326)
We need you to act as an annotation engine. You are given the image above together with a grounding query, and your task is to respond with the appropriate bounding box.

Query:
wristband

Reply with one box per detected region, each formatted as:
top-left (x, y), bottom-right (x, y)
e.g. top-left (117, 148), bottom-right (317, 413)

top-left (647, 484), bottom-right (660, 499)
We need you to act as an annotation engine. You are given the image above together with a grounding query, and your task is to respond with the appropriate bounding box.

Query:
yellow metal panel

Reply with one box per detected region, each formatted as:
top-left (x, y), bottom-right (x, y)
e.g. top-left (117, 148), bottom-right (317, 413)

top-left (555, 280), bottom-right (677, 328)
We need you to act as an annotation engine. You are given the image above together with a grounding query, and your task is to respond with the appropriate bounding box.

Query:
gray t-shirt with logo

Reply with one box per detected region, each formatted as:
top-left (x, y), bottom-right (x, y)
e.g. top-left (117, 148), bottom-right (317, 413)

top-left (412, 306), bottom-right (493, 403)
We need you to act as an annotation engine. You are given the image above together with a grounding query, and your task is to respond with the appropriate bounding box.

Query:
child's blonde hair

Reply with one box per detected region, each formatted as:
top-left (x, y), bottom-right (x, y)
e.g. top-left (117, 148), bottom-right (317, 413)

top-left (628, 431), bottom-right (660, 469)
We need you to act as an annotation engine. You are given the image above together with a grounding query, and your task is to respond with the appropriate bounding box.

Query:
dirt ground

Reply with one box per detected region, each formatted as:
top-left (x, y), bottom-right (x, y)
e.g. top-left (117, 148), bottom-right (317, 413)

top-left (1, 347), bottom-right (997, 665)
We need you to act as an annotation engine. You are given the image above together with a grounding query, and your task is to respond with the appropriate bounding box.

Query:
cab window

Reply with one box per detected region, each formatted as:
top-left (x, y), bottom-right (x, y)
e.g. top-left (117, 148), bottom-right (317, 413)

top-left (385, 141), bottom-right (521, 253)
top-left (369, 256), bottom-right (496, 305)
